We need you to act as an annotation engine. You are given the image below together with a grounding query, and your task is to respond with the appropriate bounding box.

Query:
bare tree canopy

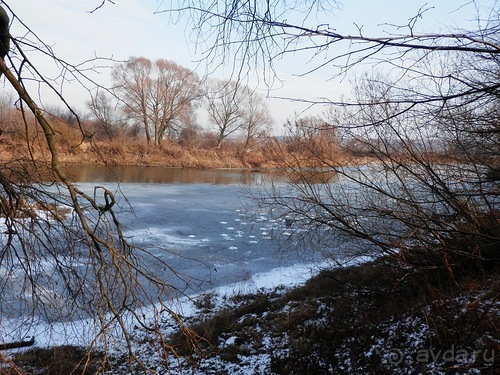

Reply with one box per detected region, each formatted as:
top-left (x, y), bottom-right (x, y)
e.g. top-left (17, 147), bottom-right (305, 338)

top-left (0, 3), bottom-right (201, 370)
top-left (205, 78), bottom-right (273, 149)
top-left (160, 1), bottom-right (499, 99)
top-left (240, 86), bottom-right (273, 151)
top-left (112, 57), bottom-right (201, 146)
top-left (87, 89), bottom-right (122, 140)
top-left (205, 79), bottom-right (254, 147)
top-left (162, 1), bottom-right (500, 273)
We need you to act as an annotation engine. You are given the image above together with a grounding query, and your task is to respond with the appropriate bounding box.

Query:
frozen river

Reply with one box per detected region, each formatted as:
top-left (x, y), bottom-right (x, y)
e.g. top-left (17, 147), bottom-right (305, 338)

top-left (101, 182), bottom-right (291, 293)
top-left (1, 167), bottom-right (329, 347)
top-left (71, 166), bottom-right (312, 294)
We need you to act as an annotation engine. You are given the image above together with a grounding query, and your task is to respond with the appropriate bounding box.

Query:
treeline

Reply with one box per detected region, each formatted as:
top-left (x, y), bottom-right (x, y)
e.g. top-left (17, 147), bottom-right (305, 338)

top-left (0, 85), bottom-right (343, 168)
top-left (0, 56), bottom-right (460, 169)
top-left (87, 57), bottom-right (274, 152)
top-left (0, 57), bottom-right (344, 168)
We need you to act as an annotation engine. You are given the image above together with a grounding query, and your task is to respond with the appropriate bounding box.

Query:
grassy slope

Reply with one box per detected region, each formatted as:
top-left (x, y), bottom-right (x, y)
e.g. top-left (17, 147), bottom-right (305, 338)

top-left (10, 257), bottom-right (498, 374)
top-left (170, 257), bottom-right (500, 374)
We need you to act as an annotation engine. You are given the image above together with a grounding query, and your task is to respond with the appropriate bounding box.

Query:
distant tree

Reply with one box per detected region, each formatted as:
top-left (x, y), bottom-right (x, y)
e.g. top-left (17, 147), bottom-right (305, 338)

top-left (240, 87), bottom-right (273, 151)
top-left (264, 115), bottom-right (340, 184)
top-left (45, 105), bottom-right (85, 126)
top-left (178, 122), bottom-right (204, 148)
top-left (284, 116), bottom-right (337, 155)
top-left (87, 89), bottom-right (122, 140)
top-left (205, 79), bottom-right (247, 148)
top-left (205, 79), bottom-right (272, 149)
top-left (0, 93), bottom-right (19, 136)
top-left (112, 57), bottom-right (201, 146)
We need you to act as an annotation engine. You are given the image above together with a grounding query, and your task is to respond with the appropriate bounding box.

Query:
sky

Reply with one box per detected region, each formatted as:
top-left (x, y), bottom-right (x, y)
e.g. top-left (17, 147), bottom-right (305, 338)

top-left (4, 0), bottom-right (490, 130)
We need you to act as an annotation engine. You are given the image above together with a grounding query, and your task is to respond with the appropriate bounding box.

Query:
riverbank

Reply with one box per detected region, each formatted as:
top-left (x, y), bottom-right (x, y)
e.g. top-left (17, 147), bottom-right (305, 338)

top-left (0, 133), bottom-right (362, 170)
top-left (0, 137), bottom-right (274, 169)
top-left (67, 142), bottom-right (267, 169)
top-left (8, 256), bottom-right (499, 374)
top-left (162, 256), bottom-right (499, 374)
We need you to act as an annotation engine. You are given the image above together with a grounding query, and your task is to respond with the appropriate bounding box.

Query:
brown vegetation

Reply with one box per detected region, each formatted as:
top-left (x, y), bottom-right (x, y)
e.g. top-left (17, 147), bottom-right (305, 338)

top-left (10, 255), bottom-right (496, 374)
top-left (163, 256), bottom-right (500, 374)
top-left (5, 346), bottom-right (105, 375)
top-left (0, 133), bottom-right (269, 169)
top-left (0, 109), bottom-right (355, 170)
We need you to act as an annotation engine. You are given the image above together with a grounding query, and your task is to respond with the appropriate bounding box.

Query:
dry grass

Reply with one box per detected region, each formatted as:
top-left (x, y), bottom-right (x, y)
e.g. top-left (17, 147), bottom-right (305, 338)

top-left (5, 256), bottom-right (499, 374)
top-left (0, 136), bottom-right (272, 169)
top-left (7, 346), bottom-right (105, 375)
top-left (164, 255), bottom-right (499, 374)
top-left (0, 123), bottom-right (353, 170)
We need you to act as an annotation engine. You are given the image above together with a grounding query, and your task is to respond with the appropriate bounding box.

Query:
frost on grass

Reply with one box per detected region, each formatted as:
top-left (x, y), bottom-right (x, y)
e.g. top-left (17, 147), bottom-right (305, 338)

top-left (6, 258), bottom-right (499, 374)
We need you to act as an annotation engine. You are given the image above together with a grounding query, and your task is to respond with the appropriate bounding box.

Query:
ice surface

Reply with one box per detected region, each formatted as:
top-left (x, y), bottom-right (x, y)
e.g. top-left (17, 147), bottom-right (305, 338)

top-left (1, 181), bottom-right (333, 349)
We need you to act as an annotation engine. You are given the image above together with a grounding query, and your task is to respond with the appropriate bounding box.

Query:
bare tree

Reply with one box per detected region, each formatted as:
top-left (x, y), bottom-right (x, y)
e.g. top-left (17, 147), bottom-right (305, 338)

top-left (284, 116), bottom-right (338, 159)
top-left (205, 79), bottom-right (272, 149)
top-left (205, 78), bottom-right (247, 148)
top-left (113, 57), bottom-right (201, 146)
top-left (0, 93), bottom-right (19, 136)
top-left (240, 87), bottom-right (273, 151)
top-left (87, 89), bottom-right (122, 140)
top-left (0, 3), bottom-right (201, 371)
top-left (161, 1), bottom-right (500, 274)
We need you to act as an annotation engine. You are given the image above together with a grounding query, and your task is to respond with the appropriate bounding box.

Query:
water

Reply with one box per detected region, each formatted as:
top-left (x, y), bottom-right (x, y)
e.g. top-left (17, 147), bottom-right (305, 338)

top-left (71, 167), bottom-right (303, 293)
top-left (65, 164), bottom-right (266, 185)
top-left (0, 166), bottom-right (321, 328)
top-left (0, 166), bottom-right (322, 347)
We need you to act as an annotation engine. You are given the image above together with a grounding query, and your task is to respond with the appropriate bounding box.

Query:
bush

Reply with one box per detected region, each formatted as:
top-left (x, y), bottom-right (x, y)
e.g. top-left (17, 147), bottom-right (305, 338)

top-left (12, 346), bottom-right (104, 375)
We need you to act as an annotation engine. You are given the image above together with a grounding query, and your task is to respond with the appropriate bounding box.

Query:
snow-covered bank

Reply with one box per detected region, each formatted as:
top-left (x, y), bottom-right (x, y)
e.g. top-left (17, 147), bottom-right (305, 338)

top-left (5, 254), bottom-right (497, 375)
top-left (1, 257), bottom-right (365, 350)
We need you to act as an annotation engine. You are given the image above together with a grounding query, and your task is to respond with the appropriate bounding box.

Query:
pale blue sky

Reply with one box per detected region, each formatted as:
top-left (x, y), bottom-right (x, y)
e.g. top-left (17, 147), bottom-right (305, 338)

top-left (6, 0), bottom-right (490, 127)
